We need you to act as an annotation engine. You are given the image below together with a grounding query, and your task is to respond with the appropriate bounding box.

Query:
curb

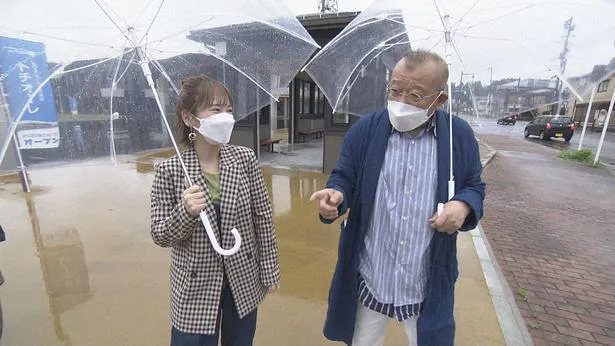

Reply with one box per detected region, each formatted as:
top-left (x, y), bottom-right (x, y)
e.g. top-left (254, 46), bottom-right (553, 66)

top-left (473, 139), bottom-right (534, 346)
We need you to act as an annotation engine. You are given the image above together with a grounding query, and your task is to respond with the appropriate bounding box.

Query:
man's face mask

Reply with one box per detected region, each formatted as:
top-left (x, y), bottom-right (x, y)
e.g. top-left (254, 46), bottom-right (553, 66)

top-left (191, 112), bottom-right (235, 145)
top-left (387, 91), bottom-right (443, 132)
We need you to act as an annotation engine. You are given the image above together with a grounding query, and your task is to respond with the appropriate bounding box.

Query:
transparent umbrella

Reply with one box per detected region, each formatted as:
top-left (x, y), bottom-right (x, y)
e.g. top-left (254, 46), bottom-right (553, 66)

top-left (0, 0), bottom-right (319, 255)
top-left (303, 0), bottom-right (614, 205)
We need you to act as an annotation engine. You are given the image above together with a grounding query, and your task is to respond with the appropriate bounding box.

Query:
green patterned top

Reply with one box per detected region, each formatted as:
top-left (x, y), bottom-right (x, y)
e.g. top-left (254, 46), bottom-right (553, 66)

top-left (203, 171), bottom-right (220, 204)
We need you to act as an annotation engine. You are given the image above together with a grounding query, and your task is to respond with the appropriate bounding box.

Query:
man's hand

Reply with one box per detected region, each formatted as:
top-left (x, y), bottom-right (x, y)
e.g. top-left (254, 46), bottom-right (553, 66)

top-left (310, 188), bottom-right (344, 220)
top-left (430, 200), bottom-right (471, 234)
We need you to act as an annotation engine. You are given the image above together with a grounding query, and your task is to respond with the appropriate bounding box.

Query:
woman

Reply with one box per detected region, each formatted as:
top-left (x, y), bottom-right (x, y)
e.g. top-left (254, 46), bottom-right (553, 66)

top-left (150, 76), bottom-right (280, 346)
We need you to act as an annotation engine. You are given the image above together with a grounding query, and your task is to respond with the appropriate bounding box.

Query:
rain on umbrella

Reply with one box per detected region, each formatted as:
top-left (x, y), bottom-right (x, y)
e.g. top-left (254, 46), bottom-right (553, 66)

top-left (0, 0), bottom-right (320, 255)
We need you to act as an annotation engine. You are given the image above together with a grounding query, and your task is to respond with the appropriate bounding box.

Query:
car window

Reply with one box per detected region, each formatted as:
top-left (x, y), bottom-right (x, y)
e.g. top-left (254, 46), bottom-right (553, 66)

top-left (549, 117), bottom-right (572, 124)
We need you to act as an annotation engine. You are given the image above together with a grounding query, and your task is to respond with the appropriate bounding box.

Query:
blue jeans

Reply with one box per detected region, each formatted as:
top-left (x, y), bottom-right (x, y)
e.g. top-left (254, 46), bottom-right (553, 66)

top-left (170, 281), bottom-right (258, 346)
top-left (171, 203), bottom-right (257, 346)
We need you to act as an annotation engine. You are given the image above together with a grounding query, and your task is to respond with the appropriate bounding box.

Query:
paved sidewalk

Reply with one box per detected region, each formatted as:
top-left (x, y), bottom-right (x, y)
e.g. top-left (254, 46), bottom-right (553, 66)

top-left (0, 139), bottom-right (510, 345)
top-left (479, 134), bottom-right (615, 346)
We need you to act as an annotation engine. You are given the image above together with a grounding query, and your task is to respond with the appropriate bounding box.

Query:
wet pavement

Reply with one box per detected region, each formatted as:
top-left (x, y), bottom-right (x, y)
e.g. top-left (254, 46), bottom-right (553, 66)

top-left (469, 118), bottom-right (615, 169)
top-left (478, 134), bottom-right (615, 346)
top-left (0, 153), bottom-right (504, 345)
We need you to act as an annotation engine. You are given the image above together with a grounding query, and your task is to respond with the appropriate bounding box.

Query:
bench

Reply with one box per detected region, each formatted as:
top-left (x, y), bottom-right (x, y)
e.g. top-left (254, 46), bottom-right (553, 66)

top-left (260, 138), bottom-right (281, 152)
top-left (297, 129), bottom-right (324, 142)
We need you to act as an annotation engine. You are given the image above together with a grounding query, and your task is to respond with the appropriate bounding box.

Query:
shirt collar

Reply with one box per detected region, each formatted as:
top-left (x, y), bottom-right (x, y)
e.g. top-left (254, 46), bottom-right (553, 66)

top-left (390, 113), bottom-right (437, 138)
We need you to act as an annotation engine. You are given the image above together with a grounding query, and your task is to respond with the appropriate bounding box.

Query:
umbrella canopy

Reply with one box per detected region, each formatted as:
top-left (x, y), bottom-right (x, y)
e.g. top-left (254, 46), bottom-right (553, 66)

top-left (303, 0), bottom-right (614, 207)
top-left (303, 0), bottom-right (615, 119)
top-left (0, 0), bottom-right (319, 255)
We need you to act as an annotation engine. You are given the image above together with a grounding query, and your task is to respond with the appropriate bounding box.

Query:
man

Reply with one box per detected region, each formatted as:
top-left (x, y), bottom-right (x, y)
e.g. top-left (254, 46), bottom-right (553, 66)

top-left (310, 50), bottom-right (485, 346)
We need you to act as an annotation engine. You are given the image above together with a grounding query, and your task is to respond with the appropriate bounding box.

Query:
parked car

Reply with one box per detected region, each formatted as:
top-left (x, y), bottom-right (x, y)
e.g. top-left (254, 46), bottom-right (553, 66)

top-left (497, 115), bottom-right (517, 125)
top-left (524, 115), bottom-right (576, 141)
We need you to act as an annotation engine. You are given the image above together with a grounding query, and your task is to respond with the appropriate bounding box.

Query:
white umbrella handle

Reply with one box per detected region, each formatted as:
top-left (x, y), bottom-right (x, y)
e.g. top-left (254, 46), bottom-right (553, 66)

top-left (199, 211), bottom-right (241, 256)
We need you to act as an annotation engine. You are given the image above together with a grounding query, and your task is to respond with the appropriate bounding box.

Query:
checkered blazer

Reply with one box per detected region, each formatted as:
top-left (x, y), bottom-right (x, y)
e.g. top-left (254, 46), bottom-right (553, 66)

top-left (150, 144), bottom-right (280, 334)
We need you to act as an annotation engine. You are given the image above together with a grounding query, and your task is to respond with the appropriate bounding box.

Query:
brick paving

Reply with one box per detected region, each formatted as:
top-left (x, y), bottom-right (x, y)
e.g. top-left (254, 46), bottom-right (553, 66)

top-left (478, 134), bottom-right (615, 346)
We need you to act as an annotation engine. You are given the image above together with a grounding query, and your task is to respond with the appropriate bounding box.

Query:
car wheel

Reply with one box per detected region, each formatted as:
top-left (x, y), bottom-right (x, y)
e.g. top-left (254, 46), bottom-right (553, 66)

top-left (524, 128), bottom-right (530, 138)
top-left (565, 136), bottom-right (572, 142)
top-left (539, 131), bottom-right (547, 140)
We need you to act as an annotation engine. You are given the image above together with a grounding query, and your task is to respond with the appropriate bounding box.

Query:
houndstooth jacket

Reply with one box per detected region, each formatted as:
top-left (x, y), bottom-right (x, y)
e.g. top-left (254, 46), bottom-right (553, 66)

top-left (150, 144), bottom-right (280, 334)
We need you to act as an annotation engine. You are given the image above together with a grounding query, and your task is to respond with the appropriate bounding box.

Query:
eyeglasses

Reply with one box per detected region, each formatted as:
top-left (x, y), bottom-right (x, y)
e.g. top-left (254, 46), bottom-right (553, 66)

top-left (386, 86), bottom-right (443, 104)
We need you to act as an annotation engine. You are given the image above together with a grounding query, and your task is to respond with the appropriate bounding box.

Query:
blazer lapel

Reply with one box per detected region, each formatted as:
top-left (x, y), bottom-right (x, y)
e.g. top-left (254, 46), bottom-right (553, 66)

top-left (182, 146), bottom-right (220, 239)
top-left (218, 145), bottom-right (239, 249)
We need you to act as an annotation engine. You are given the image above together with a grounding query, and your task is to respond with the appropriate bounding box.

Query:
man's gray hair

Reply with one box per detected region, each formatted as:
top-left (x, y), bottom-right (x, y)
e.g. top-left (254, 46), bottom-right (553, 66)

top-left (404, 49), bottom-right (449, 90)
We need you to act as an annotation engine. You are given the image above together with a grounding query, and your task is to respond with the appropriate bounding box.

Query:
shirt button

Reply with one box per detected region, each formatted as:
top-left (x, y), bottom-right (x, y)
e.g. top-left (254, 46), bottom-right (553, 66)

top-left (402, 216), bottom-right (408, 221)
top-left (400, 241), bottom-right (406, 245)
top-left (405, 191), bottom-right (411, 196)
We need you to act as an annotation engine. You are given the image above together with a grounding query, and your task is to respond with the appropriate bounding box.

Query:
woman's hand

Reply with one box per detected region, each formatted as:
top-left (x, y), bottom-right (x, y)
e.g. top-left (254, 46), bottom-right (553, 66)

top-left (267, 284), bottom-right (280, 294)
top-left (183, 182), bottom-right (206, 217)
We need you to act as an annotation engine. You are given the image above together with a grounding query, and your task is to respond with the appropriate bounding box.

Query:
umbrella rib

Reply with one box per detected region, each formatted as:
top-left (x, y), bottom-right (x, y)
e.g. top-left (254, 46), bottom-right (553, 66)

top-left (75, 60), bottom-right (105, 99)
top-left (133, 0), bottom-right (157, 26)
top-left (433, 0), bottom-right (448, 30)
top-left (451, 0), bottom-right (481, 31)
top-left (150, 59), bottom-right (180, 94)
top-left (457, 3), bottom-right (536, 31)
top-left (95, 0), bottom-right (131, 30)
top-left (21, 31), bottom-right (122, 49)
top-left (115, 50), bottom-right (138, 84)
top-left (0, 49), bottom-right (132, 167)
top-left (139, 0), bottom-right (166, 47)
top-left (145, 16), bottom-right (215, 45)
top-left (93, 0), bottom-right (135, 47)
top-left (454, 33), bottom-right (510, 41)
top-left (60, 51), bottom-right (135, 75)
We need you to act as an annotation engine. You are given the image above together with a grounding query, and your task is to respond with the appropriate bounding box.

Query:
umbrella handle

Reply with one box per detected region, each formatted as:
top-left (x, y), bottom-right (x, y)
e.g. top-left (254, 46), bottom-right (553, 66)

top-left (198, 211), bottom-right (241, 256)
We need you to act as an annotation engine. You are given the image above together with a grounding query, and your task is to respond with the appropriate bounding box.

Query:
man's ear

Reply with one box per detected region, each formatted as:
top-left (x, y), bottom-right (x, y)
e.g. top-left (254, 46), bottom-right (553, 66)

top-left (436, 92), bottom-right (449, 108)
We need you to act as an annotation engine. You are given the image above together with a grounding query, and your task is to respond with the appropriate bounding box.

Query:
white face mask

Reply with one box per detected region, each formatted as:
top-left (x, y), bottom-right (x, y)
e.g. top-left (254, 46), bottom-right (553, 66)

top-left (191, 112), bottom-right (235, 145)
top-left (387, 92), bottom-right (442, 132)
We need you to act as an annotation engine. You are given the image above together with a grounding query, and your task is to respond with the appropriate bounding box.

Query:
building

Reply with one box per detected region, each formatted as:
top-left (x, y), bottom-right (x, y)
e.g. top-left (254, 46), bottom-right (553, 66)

top-left (567, 62), bottom-right (615, 131)
top-left (492, 78), bottom-right (558, 120)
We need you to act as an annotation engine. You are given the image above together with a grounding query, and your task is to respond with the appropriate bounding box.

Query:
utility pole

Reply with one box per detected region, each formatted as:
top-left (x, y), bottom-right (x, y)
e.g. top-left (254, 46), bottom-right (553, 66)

top-left (555, 17), bottom-right (575, 116)
top-left (459, 72), bottom-right (475, 114)
top-left (488, 67), bottom-right (493, 117)
top-left (318, 0), bottom-right (338, 13)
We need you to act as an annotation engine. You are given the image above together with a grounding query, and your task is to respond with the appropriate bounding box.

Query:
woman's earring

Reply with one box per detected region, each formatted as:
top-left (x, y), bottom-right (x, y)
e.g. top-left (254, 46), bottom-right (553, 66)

top-left (188, 131), bottom-right (197, 141)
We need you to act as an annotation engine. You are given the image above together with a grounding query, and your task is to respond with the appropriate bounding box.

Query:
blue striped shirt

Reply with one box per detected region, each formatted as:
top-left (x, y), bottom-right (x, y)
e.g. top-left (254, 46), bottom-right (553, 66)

top-left (357, 122), bottom-right (438, 321)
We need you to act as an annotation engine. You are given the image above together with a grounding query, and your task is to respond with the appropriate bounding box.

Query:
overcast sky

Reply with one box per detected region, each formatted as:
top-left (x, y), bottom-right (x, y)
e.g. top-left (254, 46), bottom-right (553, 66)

top-left (1, 0), bottom-right (613, 91)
